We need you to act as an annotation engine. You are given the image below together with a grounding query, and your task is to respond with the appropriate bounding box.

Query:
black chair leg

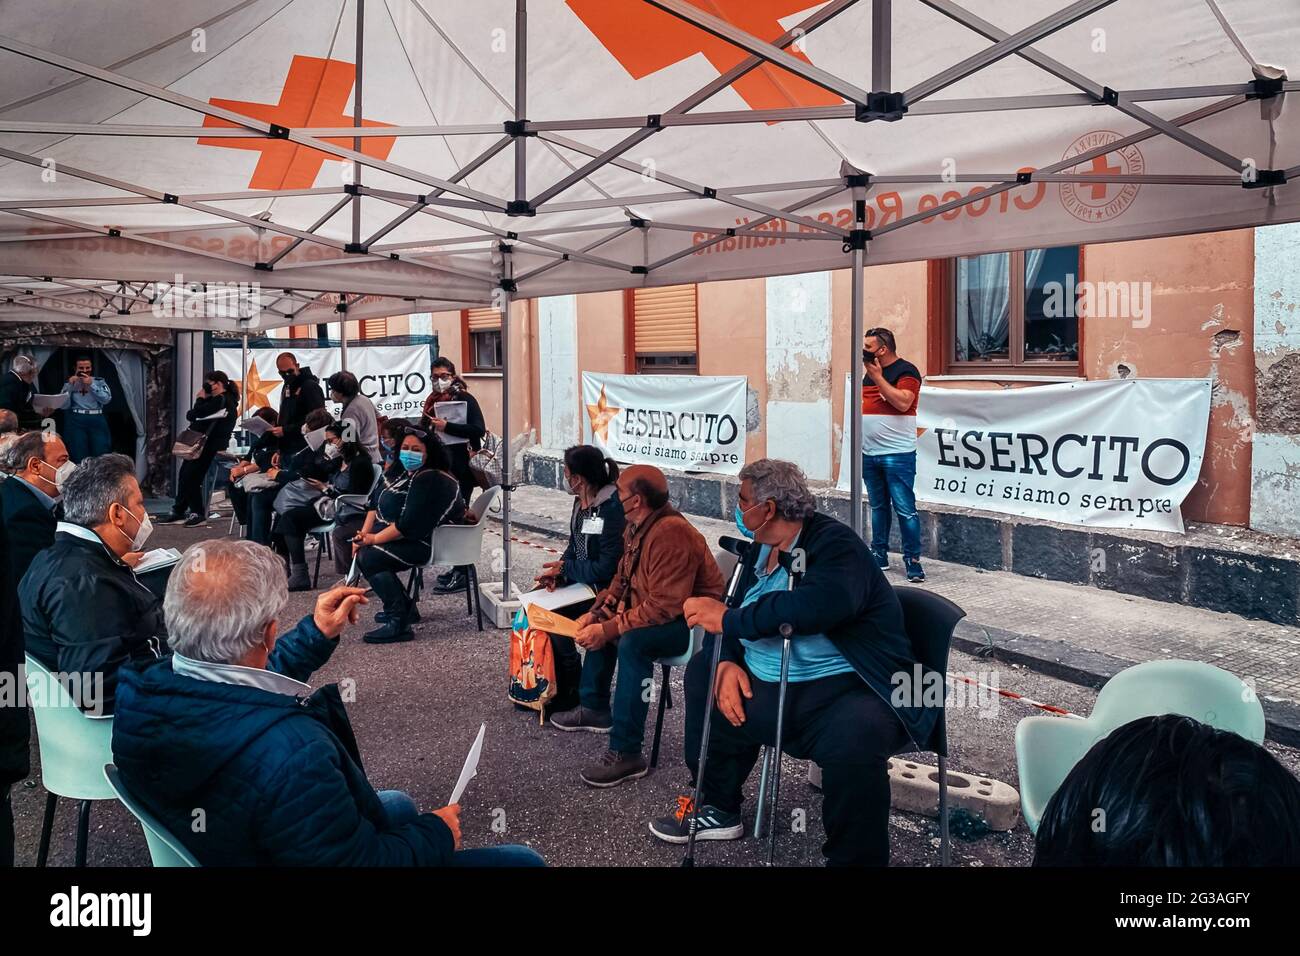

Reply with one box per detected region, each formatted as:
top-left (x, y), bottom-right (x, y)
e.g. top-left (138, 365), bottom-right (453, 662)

top-left (312, 536), bottom-right (324, 588)
top-left (463, 565), bottom-right (473, 616)
top-left (650, 664), bottom-right (671, 769)
top-left (75, 800), bottom-right (91, 867)
top-left (36, 793), bottom-right (57, 867)
top-left (469, 565), bottom-right (483, 632)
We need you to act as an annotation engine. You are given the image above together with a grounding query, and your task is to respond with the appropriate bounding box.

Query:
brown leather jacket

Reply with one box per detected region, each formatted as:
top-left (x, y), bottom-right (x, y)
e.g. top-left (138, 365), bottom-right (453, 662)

top-left (590, 503), bottom-right (724, 640)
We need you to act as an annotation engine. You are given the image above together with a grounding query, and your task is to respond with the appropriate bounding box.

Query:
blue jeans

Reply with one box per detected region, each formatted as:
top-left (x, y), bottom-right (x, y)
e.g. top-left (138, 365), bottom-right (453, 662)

top-left (579, 618), bottom-right (689, 755)
top-left (62, 412), bottom-right (111, 462)
top-left (861, 451), bottom-right (922, 561)
top-left (377, 790), bottom-right (545, 867)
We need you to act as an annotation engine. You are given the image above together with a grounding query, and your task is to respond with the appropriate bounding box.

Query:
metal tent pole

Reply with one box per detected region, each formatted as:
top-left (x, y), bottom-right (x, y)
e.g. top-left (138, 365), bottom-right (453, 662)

top-left (499, 246), bottom-right (514, 598)
top-left (352, 0), bottom-right (364, 249)
top-left (340, 320), bottom-right (348, 371)
top-left (240, 332), bottom-right (248, 417)
top-left (849, 181), bottom-right (867, 539)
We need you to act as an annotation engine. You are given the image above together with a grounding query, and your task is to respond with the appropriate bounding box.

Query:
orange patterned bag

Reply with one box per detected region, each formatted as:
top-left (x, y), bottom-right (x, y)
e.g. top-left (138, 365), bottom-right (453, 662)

top-left (508, 609), bottom-right (557, 723)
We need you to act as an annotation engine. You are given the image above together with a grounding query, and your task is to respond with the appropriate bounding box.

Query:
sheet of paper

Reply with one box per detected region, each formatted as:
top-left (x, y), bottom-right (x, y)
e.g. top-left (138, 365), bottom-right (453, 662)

top-left (434, 401), bottom-right (468, 445)
top-left (515, 582), bottom-right (595, 613)
top-left (134, 547), bottom-right (182, 574)
top-left (195, 408), bottom-right (228, 421)
top-left (525, 605), bottom-right (580, 637)
top-left (304, 426), bottom-right (328, 451)
top-left (239, 415), bottom-right (272, 437)
top-left (345, 555), bottom-right (361, 587)
top-left (32, 392), bottom-right (68, 411)
top-left (449, 723), bottom-right (486, 805)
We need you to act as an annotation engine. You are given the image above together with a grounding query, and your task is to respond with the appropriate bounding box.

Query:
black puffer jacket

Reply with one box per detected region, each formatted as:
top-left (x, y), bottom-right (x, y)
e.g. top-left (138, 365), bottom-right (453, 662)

top-left (278, 366), bottom-right (326, 455)
top-left (20, 529), bottom-right (166, 714)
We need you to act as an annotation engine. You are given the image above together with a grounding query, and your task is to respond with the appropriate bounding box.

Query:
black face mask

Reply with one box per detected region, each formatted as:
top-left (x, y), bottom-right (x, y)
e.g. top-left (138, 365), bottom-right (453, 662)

top-left (280, 369), bottom-right (297, 384)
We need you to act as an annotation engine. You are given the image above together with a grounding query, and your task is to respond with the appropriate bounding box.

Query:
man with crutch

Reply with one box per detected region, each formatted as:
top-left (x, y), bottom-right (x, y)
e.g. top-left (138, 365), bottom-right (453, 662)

top-left (647, 458), bottom-right (933, 866)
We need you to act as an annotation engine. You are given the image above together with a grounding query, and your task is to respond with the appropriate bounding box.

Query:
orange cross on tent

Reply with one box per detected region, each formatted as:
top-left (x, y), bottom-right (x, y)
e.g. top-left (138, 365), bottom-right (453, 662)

top-left (566, 0), bottom-right (842, 113)
top-left (198, 55), bottom-right (397, 191)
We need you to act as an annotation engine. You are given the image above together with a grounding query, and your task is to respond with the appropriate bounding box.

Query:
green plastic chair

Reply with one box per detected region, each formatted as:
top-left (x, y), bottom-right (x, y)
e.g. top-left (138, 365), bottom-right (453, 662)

top-left (103, 765), bottom-right (200, 868)
top-left (24, 654), bottom-right (117, 866)
top-left (1015, 659), bottom-right (1266, 834)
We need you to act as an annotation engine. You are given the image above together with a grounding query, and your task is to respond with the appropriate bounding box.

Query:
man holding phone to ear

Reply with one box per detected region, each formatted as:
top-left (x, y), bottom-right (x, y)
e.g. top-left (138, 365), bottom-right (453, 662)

top-left (861, 327), bottom-right (925, 582)
top-left (60, 355), bottom-right (113, 462)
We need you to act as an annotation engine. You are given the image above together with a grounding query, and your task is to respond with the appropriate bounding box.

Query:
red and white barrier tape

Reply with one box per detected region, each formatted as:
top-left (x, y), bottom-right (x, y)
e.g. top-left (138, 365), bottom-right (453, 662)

top-left (485, 528), bottom-right (563, 556)
top-left (949, 673), bottom-right (1083, 719)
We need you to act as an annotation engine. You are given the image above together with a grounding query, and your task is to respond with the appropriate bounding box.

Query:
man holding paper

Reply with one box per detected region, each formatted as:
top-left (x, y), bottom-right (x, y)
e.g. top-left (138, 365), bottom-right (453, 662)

top-left (111, 539), bottom-right (544, 867)
top-left (552, 465), bottom-right (724, 789)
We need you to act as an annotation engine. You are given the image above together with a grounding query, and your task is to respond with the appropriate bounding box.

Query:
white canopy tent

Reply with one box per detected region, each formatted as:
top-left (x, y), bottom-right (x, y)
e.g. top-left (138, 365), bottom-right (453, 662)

top-left (1, 0), bottom-right (1296, 595)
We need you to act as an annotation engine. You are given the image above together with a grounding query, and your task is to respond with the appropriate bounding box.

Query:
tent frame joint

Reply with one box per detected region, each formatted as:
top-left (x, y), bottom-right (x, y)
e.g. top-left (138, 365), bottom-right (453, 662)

top-left (268, 124), bottom-right (290, 139)
top-left (856, 92), bottom-right (906, 122)
top-left (503, 120), bottom-right (536, 137)
top-left (1248, 75), bottom-right (1286, 100)
top-left (1098, 86), bottom-right (1120, 106)
top-left (161, 193), bottom-right (178, 204)
top-left (506, 199), bottom-right (536, 216)
top-left (1244, 169), bottom-right (1287, 189)
top-left (498, 277), bottom-right (519, 293)
top-left (344, 242), bottom-right (367, 254)
top-left (630, 265), bottom-right (649, 275)
top-left (843, 229), bottom-right (871, 253)
top-left (254, 262), bottom-right (272, 272)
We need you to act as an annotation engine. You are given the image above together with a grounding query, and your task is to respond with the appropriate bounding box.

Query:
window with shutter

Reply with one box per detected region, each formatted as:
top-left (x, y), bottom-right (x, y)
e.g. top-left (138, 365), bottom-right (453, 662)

top-left (360, 317), bottom-right (388, 340)
top-left (464, 308), bottom-right (503, 371)
top-left (631, 285), bottom-right (698, 374)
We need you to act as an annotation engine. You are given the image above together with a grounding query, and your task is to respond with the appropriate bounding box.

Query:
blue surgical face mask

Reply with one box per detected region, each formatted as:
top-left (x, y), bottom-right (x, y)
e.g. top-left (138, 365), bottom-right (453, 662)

top-left (734, 502), bottom-right (756, 539)
top-left (399, 450), bottom-right (424, 471)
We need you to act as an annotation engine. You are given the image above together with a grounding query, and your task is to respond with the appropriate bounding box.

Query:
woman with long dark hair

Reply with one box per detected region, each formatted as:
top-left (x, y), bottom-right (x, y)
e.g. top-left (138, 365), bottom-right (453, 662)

top-left (160, 369), bottom-right (240, 527)
top-left (353, 427), bottom-right (466, 644)
top-left (537, 445), bottom-right (625, 718)
top-left (227, 406), bottom-right (279, 529)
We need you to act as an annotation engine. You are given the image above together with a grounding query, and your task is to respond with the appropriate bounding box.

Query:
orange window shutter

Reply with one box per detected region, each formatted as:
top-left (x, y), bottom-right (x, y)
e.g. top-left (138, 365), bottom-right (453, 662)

top-left (633, 285), bottom-right (697, 353)
top-left (361, 317), bottom-right (388, 340)
top-left (467, 308), bottom-right (501, 331)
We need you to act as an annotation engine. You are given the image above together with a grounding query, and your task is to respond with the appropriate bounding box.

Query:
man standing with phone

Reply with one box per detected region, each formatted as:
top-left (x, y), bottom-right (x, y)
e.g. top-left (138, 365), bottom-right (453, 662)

top-left (861, 328), bottom-right (925, 582)
top-left (60, 355), bottom-right (113, 462)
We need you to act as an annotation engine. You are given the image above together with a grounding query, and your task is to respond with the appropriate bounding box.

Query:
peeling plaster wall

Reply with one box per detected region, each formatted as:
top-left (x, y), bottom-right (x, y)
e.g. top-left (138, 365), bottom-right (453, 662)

top-left (1083, 231), bottom-right (1256, 526)
top-left (765, 272), bottom-right (832, 480)
top-left (1252, 223), bottom-right (1300, 536)
top-left (699, 278), bottom-right (767, 464)
top-left (537, 295), bottom-right (579, 448)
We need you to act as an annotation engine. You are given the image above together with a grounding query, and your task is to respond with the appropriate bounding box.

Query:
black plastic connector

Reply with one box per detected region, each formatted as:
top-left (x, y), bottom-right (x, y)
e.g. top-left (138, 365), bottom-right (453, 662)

top-left (344, 242), bottom-right (366, 254)
top-left (268, 123), bottom-right (290, 139)
top-left (1100, 87), bottom-right (1120, 106)
top-left (702, 187), bottom-right (717, 199)
top-left (843, 229), bottom-right (871, 253)
top-left (117, 309), bottom-right (131, 315)
top-left (630, 266), bottom-right (648, 275)
top-left (499, 278), bottom-right (518, 293)
top-left (856, 92), bottom-right (907, 122)
top-left (628, 218), bottom-right (646, 229)
top-left (1248, 75), bottom-right (1285, 100)
top-left (1016, 170), bottom-right (1034, 185)
top-left (254, 262), bottom-right (272, 271)
top-left (107, 228), bottom-right (121, 238)
top-left (646, 114), bottom-right (662, 129)
top-left (335, 301), bottom-right (348, 314)
top-left (162, 193), bottom-right (178, 204)
top-left (505, 200), bottom-right (535, 217)
top-left (725, 228), bottom-right (736, 237)
top-left (343, 183), bottom-right (361, 196)
top-left (503, 120), bottom-right (535, 137)
top-left (1243, 169), bottom-right (1287, 189)
top-left (389, 253), bottom-right (400, 261)
top-left (845, 173), bottom-right (871, 188)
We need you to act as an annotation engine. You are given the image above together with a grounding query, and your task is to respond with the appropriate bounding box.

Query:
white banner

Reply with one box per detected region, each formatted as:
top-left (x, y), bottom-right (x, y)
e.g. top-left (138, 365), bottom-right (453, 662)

top-left (838, 377), bottom-right (1212, 532)
top-left (916, 379), bottom-right (1212, 533)
top-left (213, 344), bottom-right (431, 421)
top-left (581, 372), bottom-right (747, 475)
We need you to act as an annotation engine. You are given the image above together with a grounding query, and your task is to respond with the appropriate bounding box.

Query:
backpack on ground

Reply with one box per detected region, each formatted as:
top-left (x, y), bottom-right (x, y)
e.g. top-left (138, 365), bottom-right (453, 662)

top-left (507, 608), bottom-right (557, 723)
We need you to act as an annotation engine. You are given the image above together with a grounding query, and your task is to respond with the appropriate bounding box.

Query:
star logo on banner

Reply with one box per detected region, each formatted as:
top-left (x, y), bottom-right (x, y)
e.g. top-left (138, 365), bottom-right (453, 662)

top-left (586, 385), bottom-right (621, 441)
top-left (198, 55), bottom-right (397, 190)
top-left (566, 0), bottom-right (842, 114)
top-left (238, 359), bottom-right (278, 411)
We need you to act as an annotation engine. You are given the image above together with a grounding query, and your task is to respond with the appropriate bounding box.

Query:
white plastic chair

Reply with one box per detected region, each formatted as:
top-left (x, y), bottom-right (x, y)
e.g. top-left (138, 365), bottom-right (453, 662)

top-left (404, 486), bottom-right (501, 631)
top-left (103, 765), bottom-right (200, 867)
top-left (650, 625), bottom-right (706, 769)
top-left (25, 654), bottom-right (116, 867)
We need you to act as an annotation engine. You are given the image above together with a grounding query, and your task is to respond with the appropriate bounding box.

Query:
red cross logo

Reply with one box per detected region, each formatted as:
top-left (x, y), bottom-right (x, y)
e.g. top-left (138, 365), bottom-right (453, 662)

top-left (1088, 153), bottom-right (1122, 201)
top-left (198, 56), bottom-right (397, 190)
top-left (567, 0), bottom-right (841, 112)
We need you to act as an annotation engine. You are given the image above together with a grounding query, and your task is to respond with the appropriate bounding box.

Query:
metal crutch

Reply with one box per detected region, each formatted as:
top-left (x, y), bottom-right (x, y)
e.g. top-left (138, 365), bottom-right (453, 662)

top-left (683, 538), bottom-right (750, 868)
top-left (764, 624), bottom-right (793, 866)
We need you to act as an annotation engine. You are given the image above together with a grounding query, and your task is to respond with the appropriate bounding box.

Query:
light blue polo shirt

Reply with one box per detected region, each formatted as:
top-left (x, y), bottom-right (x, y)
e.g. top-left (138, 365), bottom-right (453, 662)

top-left (739, 542), bottom-right (856, 683)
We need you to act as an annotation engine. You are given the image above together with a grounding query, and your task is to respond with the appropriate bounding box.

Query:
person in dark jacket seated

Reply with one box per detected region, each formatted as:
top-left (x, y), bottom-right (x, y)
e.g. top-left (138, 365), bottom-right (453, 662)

top-left (111, 539), bottom-right (545, 867)
top-left (532, 444), bottom-right (626, 714)
top-left (1, 431), bottom-right (69, 587)
top-left (648, 458), bottom-right (928, 866)
top-left (276, 422), bottom-right (373, 592)
top-left (21, 453), bottom-right (164, 715)
top-left (227, 406), bottom-right (280, 529)
top-left (1033, 714), bottom-right (1300, 866)
top-left (248, 407), bottom-right (334, 546)
top-left (353, 428), bottom-right (466, 645)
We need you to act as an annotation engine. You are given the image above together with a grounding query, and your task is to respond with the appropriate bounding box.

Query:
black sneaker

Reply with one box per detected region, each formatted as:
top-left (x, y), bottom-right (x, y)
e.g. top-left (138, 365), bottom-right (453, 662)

top-left (363, 620), bottom-right (414, 644)
top-left (580, 750), bottom-right (648, 788)
top-left (183, 513), bottom-right (205, 528)
top-left (904, 558), bottom-right (926, 582)
top-left (648, 797), bottom-right (744, 844)
top-left (155, 512), bottom-right (185, 525)
top-left (431, 569), bottom-right (468, 594)
top-left (550, 706), bottom-right (612, 734)
top-left (872, 550), bottom-right (889, 570)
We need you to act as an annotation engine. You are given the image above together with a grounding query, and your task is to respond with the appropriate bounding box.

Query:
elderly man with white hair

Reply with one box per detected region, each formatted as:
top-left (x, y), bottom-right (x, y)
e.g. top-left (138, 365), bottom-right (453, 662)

top-left (647, 458), bottom-right (928, 867)
top-left (111, 539), bottom-right (546, 867)
top-left (0, 355), bottom-right (38, 428)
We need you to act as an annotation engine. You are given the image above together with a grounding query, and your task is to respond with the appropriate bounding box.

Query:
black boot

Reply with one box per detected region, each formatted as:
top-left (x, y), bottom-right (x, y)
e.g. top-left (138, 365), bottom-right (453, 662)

top-left (431, 568), bottom-right (468, 594)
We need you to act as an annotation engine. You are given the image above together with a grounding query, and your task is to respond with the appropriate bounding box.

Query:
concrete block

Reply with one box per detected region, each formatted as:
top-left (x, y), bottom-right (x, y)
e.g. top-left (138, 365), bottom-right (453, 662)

top-left (887, 758), bottom-right (1021, 831)
top-left (478, 581), bottom-right (521, 630)
top-left (1089, 535), bottom-right (1182, 604)
top-left (1186, 548), bottom-right (1300, 625)
top-left (935, 513), bottom-right (1003, 570)
top-left (808, 759), bottom-right (1020, 831)
top-left (1012, 523), bottom-right (1091, 584)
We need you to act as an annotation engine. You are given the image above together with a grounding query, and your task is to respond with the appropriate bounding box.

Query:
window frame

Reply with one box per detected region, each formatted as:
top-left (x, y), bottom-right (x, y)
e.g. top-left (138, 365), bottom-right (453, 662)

top-left (623, 286), bottom-right (700, 375)
top-left (469, 327), bottom-right (503, 372)
top-left (930, 247), bottom-right (1085, 376)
